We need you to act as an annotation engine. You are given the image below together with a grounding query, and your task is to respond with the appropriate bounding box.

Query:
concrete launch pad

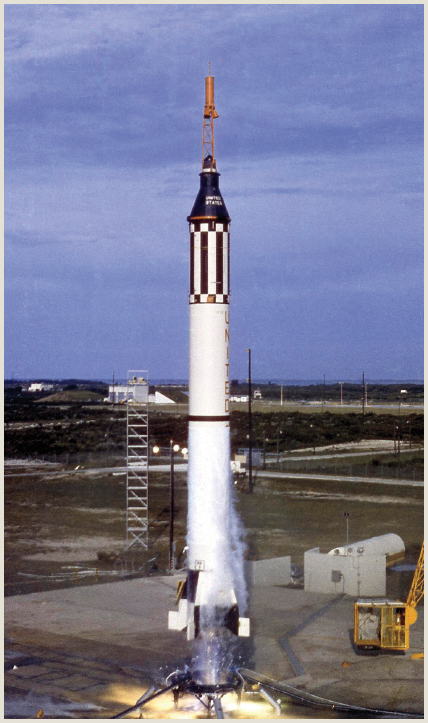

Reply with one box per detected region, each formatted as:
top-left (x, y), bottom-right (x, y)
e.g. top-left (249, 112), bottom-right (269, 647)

top-left (4, 573), bottom-right (424, 718)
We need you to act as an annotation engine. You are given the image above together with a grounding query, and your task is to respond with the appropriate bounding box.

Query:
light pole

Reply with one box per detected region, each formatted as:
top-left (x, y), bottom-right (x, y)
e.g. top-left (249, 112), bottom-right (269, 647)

top-left (153, 443), bottom-right (182, 572)
top-left (262, 437), bottom-right (269, 469)
top-left (276, 428), bottom-right (282, 469)
top-left (169, 441), bottom-right (180, 572)
top-left (400, 389), bottom-right (407, 417)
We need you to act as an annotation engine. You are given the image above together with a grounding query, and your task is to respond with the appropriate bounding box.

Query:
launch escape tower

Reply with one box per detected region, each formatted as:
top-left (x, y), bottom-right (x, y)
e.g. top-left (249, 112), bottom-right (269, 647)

top-left (125, 371), bottom-right (149, 550)
top-left (202, 65), bottom-right (219, 171)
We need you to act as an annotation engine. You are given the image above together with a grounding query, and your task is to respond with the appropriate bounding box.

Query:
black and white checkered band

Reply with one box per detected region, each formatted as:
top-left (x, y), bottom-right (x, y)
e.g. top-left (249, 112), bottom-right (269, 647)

top-left (190, 293), bottom-right (229, 304)
top-left (189, 221), bottom-right (230, 301)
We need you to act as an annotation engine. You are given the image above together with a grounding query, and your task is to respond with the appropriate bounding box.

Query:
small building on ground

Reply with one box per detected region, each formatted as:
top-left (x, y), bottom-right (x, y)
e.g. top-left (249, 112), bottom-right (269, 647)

top-left (105, 385), bottom-right (175, 404)
top-left (28, 383), bottom-right (55, 392)
top-left (304, 534), bottom-right (405, 597)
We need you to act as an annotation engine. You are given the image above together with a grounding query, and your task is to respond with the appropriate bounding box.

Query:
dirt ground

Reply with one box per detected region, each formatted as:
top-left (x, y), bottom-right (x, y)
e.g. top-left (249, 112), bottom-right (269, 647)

top-left (5, 451), bottom-right (423, 599)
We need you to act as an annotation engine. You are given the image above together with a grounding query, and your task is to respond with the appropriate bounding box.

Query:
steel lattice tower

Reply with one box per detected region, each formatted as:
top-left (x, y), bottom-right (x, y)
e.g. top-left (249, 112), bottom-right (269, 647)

top-left (126, 370), bottom-right (149, 550)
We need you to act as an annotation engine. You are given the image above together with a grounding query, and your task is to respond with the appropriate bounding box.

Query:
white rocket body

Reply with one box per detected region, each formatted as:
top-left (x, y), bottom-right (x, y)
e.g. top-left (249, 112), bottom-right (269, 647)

top-left (168, 168), bottom-right (249, 640)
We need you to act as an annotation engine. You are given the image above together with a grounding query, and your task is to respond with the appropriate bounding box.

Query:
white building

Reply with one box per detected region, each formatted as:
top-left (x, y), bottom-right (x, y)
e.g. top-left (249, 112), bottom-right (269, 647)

top-left (106, 385), bottom-right (175, 404)
top-left (304, 534), bottom-right (405, 597)
top-left (28, 383), bottom-right (55, 392)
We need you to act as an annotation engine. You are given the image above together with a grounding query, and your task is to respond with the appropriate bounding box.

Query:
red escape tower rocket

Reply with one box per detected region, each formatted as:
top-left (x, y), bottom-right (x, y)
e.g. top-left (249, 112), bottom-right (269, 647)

top-left (169, 70), bottom-right (249, 641)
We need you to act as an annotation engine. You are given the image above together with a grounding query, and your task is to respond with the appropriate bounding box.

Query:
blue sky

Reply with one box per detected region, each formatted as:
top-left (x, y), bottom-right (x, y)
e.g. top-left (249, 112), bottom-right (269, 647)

top-left (4, 4), bottom-right (423, 381)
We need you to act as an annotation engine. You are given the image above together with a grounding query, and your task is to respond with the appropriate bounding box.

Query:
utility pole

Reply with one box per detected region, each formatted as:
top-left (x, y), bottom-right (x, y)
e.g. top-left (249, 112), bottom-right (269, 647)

top-left (344, 512), bottom-right (350, 547)
top-left (280, 384), bottom-right (283, 406)
top-left (397, 423), bottom-right (400, 467)
top-left (169, 441), bottom-right (176, 572)
top-left (247, 349), bottom-right (253, 494)
top-left (322, 374), bottom-right (325, 411)
top-left (362, 372), bottom-right (365, 416)
top-left (339, 382), bottom-right (343, 406)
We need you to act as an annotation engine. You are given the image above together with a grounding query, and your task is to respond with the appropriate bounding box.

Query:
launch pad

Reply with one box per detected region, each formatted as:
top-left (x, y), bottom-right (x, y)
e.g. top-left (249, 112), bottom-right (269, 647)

top-left (111, 663), bottom-right (424, 719)
top-left (5, 571), bottom-right (424, 718)
top-left (112, 668), bottom-right (245, 720)
top-left (111, 667), bottom-right (284, 720)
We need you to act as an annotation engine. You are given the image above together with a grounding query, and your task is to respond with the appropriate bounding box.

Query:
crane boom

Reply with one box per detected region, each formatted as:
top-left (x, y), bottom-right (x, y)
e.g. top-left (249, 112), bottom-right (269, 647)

top-left (406, 541), bottom-right (424, 609)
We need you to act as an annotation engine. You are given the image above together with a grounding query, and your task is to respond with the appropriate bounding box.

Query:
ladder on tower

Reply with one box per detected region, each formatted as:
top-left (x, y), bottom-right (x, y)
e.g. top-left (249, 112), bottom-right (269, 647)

top-left (126, 371), bottom-right (149, 550)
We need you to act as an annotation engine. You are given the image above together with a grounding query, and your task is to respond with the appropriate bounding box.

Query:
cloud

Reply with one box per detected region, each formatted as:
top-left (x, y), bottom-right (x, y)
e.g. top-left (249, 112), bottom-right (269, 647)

top-left (5, 5), bottom-right (423, 170)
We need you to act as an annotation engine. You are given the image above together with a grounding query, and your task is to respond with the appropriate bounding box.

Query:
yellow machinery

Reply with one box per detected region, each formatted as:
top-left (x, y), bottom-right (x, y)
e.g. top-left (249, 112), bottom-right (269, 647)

top-left (354, 542), bottom-right (424, 652)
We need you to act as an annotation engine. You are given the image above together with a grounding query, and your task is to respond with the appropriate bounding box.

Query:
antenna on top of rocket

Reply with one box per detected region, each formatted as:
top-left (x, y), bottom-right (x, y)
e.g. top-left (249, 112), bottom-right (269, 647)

top-left (202, 64), bottom-right (218, 171)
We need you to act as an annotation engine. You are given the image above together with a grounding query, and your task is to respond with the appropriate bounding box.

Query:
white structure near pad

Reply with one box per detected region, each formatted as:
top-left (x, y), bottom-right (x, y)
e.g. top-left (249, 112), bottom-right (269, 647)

top-left (304, 534), bottom-right (405, 596)
top-left (328, 533), bottom-right (405, 563)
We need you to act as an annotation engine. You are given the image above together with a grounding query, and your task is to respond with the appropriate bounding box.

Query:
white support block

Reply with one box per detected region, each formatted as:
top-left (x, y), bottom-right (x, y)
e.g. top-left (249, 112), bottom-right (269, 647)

top-left (168, 599), bottom-right (188, 631)
top-left (239, 617), bottom-right (250, 637)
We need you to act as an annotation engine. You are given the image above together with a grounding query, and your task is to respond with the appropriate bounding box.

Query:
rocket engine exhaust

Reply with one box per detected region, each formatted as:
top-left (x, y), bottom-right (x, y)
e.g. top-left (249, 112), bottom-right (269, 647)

top-left (168, 70), bottom-right (249, 644)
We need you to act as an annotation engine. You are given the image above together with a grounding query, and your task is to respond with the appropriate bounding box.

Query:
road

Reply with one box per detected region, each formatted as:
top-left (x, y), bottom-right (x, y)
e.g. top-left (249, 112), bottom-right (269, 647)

top-left (268, 445), bottom-right (422, 464)
top-left (4, 462), bottom-right (422, 486)
top-left (3, 464), bottom-right (188, 478)
top-left (253, 469), bottom-right (423, 487)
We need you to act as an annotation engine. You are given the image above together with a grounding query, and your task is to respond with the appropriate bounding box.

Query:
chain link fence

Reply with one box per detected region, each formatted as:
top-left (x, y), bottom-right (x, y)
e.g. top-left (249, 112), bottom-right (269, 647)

top-left (262, 454), bottom-right (423, 481)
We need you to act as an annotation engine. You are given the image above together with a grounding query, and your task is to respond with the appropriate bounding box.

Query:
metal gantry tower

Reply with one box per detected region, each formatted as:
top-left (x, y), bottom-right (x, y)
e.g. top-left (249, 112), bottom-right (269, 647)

top-left (126, 370), bottom-right (149, 550)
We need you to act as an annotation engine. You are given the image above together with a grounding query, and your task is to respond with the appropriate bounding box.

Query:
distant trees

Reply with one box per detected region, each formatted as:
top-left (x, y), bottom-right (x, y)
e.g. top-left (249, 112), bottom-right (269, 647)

top-left (229, 411), bottom-right (423, 454)
top-left (3, 385), bottom-right (424, 460)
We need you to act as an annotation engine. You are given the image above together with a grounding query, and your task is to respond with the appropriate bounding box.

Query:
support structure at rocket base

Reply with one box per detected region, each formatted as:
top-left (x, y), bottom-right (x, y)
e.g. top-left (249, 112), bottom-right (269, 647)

top-left (168, 71), bottom-right (249, 641)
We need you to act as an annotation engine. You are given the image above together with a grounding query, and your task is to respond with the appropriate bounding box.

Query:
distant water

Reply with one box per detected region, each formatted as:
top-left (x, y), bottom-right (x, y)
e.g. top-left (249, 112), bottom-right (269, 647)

top-left (138, 378), bottom-right (424, 386)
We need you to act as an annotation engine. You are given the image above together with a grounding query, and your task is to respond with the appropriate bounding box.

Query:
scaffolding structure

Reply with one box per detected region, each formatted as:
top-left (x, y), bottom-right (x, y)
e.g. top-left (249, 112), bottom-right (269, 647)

top-left (126, 371), bottom-right (149, 550)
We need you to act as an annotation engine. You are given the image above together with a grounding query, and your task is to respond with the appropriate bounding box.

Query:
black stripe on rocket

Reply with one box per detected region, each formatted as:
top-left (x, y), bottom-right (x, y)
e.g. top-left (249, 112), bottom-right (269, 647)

top-left (216, 231), bottom-right (223, 293)
top-left (190, 232), bottom-right (195, 296)
top-left (189, 222), bottom-right (229, 303)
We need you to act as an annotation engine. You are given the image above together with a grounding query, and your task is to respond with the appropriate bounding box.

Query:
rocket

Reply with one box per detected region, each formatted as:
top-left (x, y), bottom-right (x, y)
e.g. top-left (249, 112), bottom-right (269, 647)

top-left (168, 71), bottom-right (249, 641)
